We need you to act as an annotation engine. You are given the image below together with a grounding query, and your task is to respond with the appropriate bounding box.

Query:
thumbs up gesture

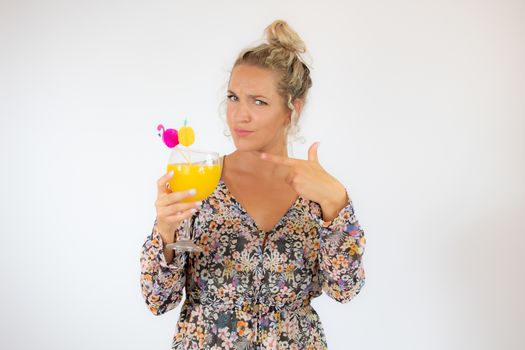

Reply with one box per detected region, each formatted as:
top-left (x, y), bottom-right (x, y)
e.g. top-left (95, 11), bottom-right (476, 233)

top-left (260, 142), bottom-right (349, 221)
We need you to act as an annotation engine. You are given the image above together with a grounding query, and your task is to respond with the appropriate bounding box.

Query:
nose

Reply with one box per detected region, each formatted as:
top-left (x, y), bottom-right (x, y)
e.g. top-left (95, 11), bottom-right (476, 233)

top-left (231, 99), bottom-right (251, 123)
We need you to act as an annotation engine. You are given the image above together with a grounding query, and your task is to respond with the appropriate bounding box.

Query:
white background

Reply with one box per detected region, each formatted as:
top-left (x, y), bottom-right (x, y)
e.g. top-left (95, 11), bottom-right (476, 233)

top-left (1, 0), bottom-right (524, 349)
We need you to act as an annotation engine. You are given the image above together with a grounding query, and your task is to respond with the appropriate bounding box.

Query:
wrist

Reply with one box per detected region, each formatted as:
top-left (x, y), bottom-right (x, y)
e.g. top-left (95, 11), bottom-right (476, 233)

top-left (320, 185), bottom-right (349, 222)
top-left (155, 222), bottom-right (176, 245)
top-left (320, 182), bottom-right (348, 209)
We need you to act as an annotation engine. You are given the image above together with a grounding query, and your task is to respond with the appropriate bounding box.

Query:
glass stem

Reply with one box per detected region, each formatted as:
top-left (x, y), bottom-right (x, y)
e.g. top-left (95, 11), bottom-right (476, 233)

top-left (180, 217), bottom-right (192, 241)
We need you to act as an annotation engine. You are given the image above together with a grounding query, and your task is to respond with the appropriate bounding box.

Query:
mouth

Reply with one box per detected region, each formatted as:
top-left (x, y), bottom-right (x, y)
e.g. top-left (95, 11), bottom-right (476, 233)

top-left (233, 128), bottom-right (254, 137)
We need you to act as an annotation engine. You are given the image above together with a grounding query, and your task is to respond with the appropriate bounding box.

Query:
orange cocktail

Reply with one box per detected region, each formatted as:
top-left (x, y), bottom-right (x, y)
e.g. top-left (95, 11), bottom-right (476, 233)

top-left (166, 163), bottom-right (221, 202)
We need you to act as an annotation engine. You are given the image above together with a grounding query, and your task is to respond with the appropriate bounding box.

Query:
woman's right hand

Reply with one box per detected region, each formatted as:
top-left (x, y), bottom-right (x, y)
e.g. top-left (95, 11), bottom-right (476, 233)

top-left (154, 171), bottom-right (202, 245)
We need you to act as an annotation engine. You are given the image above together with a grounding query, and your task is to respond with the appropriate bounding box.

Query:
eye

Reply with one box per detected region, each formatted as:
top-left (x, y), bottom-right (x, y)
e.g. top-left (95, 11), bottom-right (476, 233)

top-left (227, 94), bottom-right (238, 102)
top-left (255, 99), bottom-right (267, 106)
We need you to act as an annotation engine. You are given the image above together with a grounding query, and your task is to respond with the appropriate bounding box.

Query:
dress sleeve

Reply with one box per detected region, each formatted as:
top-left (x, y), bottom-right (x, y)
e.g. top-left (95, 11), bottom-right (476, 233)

top-left (139, 220), bottom-right (187, 315)
top-left (318, 190), bottom-right (366, 303)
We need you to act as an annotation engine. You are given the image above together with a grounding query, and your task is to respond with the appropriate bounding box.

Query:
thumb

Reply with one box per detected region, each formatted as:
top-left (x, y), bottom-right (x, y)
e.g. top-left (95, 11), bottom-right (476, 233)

top-left (157, 170), bottom-right (174, 194)
top-left (308, 142), bottom-right (320, 163)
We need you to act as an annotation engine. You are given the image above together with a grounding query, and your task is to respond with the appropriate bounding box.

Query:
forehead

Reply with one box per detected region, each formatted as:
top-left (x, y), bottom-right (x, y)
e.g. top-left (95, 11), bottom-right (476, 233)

top-left (228, 64), bottom-right (280, 96)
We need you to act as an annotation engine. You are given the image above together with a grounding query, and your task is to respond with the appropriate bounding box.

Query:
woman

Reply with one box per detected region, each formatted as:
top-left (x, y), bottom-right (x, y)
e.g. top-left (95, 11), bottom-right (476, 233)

top-left (140, 20), bottom-right (366, 349)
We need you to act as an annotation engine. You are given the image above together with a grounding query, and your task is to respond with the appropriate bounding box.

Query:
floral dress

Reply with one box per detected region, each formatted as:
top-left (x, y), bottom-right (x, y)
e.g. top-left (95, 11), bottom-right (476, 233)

top-left (140, 177), bottom-right (366, 350)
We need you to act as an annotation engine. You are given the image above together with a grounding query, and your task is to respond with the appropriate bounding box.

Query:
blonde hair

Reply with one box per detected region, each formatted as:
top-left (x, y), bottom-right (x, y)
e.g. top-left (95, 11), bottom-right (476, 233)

top-left (228, 20), bottom-right (313, 141)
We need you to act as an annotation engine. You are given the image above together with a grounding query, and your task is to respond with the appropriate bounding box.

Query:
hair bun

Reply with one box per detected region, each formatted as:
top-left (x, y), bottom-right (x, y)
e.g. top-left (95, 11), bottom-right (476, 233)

top-left (264, 20), bottom-right (306, 54)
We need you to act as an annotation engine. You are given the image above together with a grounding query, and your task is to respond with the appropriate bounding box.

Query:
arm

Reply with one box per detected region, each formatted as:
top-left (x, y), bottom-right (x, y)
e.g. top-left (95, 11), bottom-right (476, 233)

top-left (139, 221), bottom-right (187, 315)
top-left (318, 190), bottom-right (366, 303)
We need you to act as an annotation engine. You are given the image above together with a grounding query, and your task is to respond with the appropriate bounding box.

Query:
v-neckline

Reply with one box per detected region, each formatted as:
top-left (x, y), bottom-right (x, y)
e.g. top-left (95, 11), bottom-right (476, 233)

top-left (218, 180), bottom-right (301, 236)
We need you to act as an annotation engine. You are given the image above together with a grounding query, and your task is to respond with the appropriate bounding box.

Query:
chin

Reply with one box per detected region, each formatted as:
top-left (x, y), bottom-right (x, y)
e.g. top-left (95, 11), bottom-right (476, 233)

top-left (232, 138), bottom-right (262, 152)
top-left (233, 143), bottom-right (257, 152)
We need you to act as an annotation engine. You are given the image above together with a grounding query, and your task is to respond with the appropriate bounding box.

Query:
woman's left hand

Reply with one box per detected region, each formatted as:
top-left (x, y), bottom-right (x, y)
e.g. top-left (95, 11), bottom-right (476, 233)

top-left (260, 142), bottom-right (349, 221)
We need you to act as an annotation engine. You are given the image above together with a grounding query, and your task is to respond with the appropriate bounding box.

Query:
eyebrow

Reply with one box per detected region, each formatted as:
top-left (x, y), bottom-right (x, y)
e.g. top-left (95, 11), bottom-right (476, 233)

top-left (227, 90), bottom-right (269, 99)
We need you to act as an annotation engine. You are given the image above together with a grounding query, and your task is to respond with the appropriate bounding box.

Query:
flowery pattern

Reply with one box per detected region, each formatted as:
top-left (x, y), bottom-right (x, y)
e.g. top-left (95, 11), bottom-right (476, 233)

top-left (140, 179), bottom-right (366, 349)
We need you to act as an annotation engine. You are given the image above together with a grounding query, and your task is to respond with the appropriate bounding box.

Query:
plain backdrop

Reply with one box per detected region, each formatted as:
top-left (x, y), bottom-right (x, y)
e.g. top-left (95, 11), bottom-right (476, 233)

top-left (1, 0), bottom-right (524, 349)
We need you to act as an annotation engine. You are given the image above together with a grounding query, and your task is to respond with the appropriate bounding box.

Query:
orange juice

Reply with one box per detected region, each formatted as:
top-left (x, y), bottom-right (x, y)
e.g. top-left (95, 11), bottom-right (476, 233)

top-left (167, 163), bottom-right (221, 202)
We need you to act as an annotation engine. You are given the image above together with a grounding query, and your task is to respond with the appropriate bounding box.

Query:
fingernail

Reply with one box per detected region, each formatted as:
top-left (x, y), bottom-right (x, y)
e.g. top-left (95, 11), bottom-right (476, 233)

top-left (190, 208), bottom-right (197, 213)
top-left (168, 171), bottom-right (174, 177)
top-left (260, 153), bottom-right (267, 159)
top-left (196, 201), bottom-right (202, 206)
top-left (189, 189), bottom-right (197, 195)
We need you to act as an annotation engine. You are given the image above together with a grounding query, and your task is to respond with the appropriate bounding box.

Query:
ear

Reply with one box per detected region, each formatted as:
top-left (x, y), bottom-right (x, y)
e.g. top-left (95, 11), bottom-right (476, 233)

top-left (293, 98), bottom-right (304, 117)
top-left (285, 98), bottom-right (304, 126)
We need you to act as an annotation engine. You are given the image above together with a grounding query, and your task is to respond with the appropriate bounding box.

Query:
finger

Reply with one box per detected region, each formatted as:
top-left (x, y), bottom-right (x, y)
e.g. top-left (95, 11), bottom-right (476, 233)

top-left (157, 171), bottom-right (174, 194)
top-left (308, 142), bottom-right (320, 163)
top-left (158, 189), bottom-right (197, 206)
top-left (285, 170), bottom-right (295, 186)
top-left (260, 152), bottom-right (299, 166)
top-left (158, 201), bottom-right (200, 219)
top-left (162, 208), bottom-right (197, 224)
top-left (165, 200), bottom-right (202, 214)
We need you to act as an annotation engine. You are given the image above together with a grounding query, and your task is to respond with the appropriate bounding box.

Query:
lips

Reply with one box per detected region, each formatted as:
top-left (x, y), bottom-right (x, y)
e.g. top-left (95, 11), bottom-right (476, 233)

top-left (234, 128), bottom-right (254, 137)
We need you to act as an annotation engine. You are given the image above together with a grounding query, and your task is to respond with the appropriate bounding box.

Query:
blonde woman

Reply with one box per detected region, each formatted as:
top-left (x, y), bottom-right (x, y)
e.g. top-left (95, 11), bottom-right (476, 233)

top-left (140, 20), bottom-right (366, 349)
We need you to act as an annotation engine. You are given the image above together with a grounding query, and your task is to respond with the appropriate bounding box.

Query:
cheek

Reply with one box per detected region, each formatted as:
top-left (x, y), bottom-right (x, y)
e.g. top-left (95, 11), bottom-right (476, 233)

top-left (225, 105), bottom-right (233, 124)
top-left (264, 111), bottom-right (287, 129)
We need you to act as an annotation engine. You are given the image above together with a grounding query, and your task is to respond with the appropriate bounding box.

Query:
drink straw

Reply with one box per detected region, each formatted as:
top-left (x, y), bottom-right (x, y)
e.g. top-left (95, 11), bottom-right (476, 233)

top-left (177, 147), bottom-right (192, 165)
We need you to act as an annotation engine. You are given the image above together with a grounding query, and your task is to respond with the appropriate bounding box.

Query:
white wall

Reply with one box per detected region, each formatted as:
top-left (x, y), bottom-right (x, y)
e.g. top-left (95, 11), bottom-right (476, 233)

top-left (1, 0), bottom-right (524, 349)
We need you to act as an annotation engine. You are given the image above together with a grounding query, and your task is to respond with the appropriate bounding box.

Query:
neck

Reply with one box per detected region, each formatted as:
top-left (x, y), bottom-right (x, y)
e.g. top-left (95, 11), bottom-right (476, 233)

top-left (228, 140), bottom-right (289, 179)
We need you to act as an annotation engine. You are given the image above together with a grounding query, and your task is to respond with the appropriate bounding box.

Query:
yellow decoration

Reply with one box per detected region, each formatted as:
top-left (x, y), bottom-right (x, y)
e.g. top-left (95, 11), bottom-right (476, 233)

top-left (179, 125), bottom-right (195, 146)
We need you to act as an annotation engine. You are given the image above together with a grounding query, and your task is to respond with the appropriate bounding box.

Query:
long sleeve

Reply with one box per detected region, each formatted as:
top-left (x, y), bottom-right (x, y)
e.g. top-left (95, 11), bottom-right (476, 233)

top-left (139, 221), bottom-right (187, 315)
top-left (318, 193), bottom-right (366, 303)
